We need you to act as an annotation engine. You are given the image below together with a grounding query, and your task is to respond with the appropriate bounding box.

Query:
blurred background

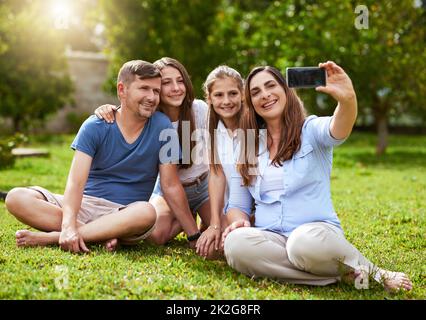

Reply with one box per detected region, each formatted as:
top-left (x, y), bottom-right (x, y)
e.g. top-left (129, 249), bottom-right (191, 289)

top-left (0, 0), bottom-right (425, 155)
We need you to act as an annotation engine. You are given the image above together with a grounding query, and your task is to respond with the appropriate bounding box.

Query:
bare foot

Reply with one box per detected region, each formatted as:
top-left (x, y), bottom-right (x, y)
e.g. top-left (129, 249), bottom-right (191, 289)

top-left (379, 270), bottom-right (413, 292)
top-left (105, 238), bottom-right (119, 252)
top-left (15, 230), bottom-right (58, 247)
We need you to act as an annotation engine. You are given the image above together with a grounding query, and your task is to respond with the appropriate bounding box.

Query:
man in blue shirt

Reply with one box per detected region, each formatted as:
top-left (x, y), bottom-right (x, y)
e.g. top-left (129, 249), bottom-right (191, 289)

top-left (5, 60), bottom-right (200, 253)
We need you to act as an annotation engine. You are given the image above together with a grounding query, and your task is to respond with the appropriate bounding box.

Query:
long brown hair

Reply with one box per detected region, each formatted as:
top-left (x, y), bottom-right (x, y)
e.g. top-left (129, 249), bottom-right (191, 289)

top-left (154, 57), bottom-right (196, 168)
top-left (239, 66), bottom-right (307, 186)
top-left (202, 66), bottom-right (244, 174)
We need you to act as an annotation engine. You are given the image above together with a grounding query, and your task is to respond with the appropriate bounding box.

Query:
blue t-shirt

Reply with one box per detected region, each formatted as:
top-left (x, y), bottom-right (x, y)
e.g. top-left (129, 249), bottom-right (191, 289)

top-left (71, 113), bottom-right (178, 205)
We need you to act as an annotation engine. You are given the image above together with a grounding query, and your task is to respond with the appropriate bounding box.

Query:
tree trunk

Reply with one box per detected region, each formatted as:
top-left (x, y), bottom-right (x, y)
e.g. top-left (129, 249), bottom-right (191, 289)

top-left (375, 112), bottom-right (388, 155)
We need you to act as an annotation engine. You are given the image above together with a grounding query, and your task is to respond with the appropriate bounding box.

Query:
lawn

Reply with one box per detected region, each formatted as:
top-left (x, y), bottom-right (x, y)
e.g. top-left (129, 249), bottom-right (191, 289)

top-left (0, 132), bottom-right (425, 300)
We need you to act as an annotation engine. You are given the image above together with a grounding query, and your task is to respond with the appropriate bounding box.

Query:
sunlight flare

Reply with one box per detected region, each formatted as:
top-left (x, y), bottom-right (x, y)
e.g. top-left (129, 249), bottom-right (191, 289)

top-left (49, 0), bottom-right (73, 29)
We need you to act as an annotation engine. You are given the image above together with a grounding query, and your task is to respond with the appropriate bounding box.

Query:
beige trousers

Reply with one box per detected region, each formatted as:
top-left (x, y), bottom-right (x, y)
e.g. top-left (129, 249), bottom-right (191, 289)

top-left (224, 222), bottom-right (376, 286)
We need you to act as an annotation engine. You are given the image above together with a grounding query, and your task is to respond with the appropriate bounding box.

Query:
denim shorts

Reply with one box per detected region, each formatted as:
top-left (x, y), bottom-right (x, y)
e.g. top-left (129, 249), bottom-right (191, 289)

top-left (151, 173), bottom-right (209, 214)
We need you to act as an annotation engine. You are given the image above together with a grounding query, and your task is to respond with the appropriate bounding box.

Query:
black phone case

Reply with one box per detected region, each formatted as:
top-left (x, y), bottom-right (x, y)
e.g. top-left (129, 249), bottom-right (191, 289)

top-left (286, 67), bottom-right (326, 88)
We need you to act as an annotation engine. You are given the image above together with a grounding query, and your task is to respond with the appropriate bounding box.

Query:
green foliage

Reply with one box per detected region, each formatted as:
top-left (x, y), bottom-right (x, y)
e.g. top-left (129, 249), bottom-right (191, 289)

top-left (0, 133), bottom-right (27, 170)
top-left (208, 0), bottom-right (426, 126)
top-left (0, 0), bottom-right (73, 131)
top-left (62, 0), bottom-right (101, 52)
top-left (0, 133), bottom-right (424, 299)
top-left (99, 0), bottom-right (222, 97)
top-left (98, 0), bottom-right (425, 154)
top-left (65, 112), bottom-right (91, 133)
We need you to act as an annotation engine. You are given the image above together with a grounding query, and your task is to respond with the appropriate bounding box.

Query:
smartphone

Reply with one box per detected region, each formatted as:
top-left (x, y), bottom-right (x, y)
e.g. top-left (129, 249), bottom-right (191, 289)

top-left (286, 67), bottom-right (326, 88)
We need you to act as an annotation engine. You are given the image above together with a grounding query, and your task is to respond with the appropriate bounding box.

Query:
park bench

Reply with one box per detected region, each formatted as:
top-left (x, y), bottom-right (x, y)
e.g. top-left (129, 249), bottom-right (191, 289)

top-left (11, 148), bottom-right (49, 158)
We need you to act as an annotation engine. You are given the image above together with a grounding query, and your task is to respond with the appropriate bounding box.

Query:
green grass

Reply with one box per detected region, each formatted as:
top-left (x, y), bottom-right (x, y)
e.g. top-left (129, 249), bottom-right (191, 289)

top-left (0, 133), bottom-right (425, 299)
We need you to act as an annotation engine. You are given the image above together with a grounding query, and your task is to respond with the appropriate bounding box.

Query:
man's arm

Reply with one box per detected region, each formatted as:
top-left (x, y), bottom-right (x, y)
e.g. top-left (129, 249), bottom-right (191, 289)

top-left (159, 163), bottom-right (199, 246)
top-left (60, 150), bottom-right (92, 253)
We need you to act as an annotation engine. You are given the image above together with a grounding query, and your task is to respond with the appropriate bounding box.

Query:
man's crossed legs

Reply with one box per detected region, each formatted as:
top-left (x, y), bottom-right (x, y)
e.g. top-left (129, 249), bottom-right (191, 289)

top-left (5, 186), bottom-right (156, 252)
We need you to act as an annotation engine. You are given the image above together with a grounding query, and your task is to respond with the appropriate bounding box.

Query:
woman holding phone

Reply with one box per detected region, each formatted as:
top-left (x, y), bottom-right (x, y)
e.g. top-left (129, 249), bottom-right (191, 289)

top-left (222, 61), bottom-right (412, 291)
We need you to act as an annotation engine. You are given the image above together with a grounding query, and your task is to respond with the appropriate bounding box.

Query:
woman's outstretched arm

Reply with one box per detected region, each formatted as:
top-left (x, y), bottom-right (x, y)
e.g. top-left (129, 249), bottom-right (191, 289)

top-left (316, 61), bottom-right (358, 140)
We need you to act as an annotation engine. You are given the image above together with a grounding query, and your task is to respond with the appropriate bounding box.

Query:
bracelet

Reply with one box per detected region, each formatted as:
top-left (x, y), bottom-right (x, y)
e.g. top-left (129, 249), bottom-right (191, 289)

top-left (187, 231), bottom-right (201, 242)
top-left (208, 225), bottom-right (220, 230)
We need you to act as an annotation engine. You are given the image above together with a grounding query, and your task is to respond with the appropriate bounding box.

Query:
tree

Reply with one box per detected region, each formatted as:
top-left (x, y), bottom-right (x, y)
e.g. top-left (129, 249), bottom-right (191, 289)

top-left (0, 0), bottom-right (73, 132)
top-left (99, 0), bottom-right (222, 97)
top-left (208, 0), bottom-right (426, 154)
top-left (98, 0), bottom-right (425, 154)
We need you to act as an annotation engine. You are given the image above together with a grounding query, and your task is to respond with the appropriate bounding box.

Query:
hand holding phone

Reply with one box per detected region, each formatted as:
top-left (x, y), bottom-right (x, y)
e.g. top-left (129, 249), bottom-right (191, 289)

top-left (286, 67), bottom-right (326, 89)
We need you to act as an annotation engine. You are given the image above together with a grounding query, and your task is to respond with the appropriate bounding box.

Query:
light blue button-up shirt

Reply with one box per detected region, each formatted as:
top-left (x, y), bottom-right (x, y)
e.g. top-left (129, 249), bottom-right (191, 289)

top-left (227, 115), bottom-right (345, 237)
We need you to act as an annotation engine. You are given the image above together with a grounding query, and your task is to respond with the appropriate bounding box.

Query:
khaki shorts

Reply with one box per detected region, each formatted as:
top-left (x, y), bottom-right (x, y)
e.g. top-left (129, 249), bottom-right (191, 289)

top-left (29, 186), bottom-right (154, 243)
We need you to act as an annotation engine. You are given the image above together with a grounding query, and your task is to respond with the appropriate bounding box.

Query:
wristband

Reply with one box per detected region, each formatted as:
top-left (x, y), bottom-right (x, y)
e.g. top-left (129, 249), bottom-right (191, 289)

top-left (187, 231), bottom-right (201, 242)
top-left (208, 225), bottom-right (220, 230)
